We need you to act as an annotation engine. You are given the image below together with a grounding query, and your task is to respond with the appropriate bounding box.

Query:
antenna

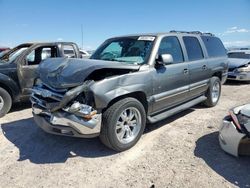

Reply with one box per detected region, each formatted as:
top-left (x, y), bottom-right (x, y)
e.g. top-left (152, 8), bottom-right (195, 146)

top-left (81, 24), bottom-right (83, 49)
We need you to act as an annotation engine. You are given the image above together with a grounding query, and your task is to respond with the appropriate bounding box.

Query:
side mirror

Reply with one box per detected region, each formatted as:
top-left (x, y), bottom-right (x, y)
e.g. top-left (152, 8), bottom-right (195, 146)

top-left (157, 54), bottom-right (173, 65)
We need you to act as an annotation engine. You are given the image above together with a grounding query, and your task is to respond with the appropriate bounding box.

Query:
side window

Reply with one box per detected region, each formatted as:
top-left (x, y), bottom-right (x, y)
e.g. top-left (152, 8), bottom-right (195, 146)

top-left (41, 48), bottom-right (52, 60)
top-left (63, 45), bottom-right (76, 58)
top-left (183, 36), bottom-right (204, 61)
top-left (201, 36), bottom-right (226, 57)
top-left (26, 50), bottom-right (35, 63)
top-left (26, 47), bottom-right (57, 65)
top-left (158, 36), bottom-right (184, 63)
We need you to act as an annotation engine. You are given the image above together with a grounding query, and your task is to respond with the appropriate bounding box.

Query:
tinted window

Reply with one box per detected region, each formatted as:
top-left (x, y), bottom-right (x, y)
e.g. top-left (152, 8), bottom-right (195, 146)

top-left (158, 36), bottom-right (184, 63)
top-left (201, 36), bottom-right (226, 57)
top-left (183, 36), bottom-right (204, 61)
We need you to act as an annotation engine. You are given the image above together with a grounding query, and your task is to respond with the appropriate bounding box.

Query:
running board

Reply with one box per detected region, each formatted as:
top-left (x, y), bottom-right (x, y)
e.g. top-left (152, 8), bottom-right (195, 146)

top-left (147, 96), bottom-right (207, 123)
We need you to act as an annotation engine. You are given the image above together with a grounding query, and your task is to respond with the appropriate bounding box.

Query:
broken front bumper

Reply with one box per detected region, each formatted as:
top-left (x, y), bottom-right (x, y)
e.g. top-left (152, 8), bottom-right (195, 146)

top-left (227, 71), bottom-right (250, 81)
top-left (32, 105), bottom-right (101, 138)
top-left (30, 82), bottom-right (101, 138)
top-left (219, 119), bottom-right (250, 157)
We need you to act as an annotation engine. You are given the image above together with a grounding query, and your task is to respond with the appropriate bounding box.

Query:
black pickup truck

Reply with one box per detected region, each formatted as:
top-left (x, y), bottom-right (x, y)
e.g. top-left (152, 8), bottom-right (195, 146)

top-left (0, 42), bottom-right (81, 117)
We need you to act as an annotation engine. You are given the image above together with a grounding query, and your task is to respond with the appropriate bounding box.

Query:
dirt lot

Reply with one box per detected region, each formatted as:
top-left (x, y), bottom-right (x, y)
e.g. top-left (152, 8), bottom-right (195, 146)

top-left (0, 81), bottom-right (250, 188)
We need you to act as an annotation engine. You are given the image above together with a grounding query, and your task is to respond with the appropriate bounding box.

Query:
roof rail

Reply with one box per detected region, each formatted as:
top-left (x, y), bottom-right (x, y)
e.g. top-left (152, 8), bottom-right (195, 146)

top-left (169, 30), bottom-right (214, 36)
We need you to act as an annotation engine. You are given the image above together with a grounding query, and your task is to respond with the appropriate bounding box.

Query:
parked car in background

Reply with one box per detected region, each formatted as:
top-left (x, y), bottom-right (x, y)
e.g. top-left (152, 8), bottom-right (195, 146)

top-left (0, 42), bottom-right (81, 117)
top-left (31, 31), bottom-right (228, 151)
top-left (0, 47), bottom-right (10, 53)
top-left (219, 104), bottom-right (250, 156)
top-left (227, 50), bottom-right (250, 81)
top-left (0, 49), bottom-right (10, 58)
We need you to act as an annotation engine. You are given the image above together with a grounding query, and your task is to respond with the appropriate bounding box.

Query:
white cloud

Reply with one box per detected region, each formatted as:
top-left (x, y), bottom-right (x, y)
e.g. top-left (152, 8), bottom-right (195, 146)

top-left (57, 38), bottom-right (63, 41)
top-left (223, 40), bottom-right (250, 47)
top-left (225, 27), bottom-right (249, 34)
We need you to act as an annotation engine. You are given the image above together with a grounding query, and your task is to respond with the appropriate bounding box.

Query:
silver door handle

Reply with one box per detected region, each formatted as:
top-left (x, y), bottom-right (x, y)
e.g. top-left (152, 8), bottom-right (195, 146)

top-left (183, 69), bottom-right (189, 74)
top-left (202, 65), bottom-right (207, 70)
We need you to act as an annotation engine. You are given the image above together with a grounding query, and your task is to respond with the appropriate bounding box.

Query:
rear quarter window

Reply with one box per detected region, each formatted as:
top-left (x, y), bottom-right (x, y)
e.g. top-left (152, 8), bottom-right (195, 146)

top-left (201, 36), bottom-right (226, 57)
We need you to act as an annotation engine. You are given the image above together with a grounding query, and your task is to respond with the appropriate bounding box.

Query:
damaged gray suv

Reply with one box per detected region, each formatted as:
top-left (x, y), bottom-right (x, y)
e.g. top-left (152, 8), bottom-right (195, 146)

top-left (31, 31), bottom-right (228, 151)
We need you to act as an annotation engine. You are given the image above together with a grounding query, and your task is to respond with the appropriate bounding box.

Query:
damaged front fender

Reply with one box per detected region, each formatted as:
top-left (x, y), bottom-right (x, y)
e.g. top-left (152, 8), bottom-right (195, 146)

top-left (89, 69), bottom-right (153, 110)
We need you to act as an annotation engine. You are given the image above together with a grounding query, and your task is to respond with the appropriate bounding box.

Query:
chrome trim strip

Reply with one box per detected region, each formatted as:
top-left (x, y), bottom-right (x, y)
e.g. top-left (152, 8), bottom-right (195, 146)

top-left (155, 89), bottom-right (188, 102)
top-left (189, 83), bottom-right (208, 91)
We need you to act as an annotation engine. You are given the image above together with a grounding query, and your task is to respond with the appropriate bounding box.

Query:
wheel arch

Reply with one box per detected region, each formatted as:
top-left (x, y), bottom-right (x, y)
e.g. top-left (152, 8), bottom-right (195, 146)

top-left (103, 91), bottom-right (148, 114)
top-left (212, 71), bottom-right (222, 80)
top-left (0, 74), bottom-right (20, 100)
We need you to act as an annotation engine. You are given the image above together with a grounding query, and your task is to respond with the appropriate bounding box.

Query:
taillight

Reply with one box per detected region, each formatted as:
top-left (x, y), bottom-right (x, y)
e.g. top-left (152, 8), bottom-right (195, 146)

top-left (229, 110), bottom-right (242, 130)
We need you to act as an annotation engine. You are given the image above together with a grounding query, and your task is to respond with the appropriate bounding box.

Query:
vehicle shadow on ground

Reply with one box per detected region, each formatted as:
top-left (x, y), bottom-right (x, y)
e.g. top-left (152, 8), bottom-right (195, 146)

top-left (1, 109), bottom-right (195, 164)
top-left (145, 109), bottom-right (194, 133)
top-left (1, 118), bottom-right (117, 164)
top-left (194, 132), bottom-right (250, 187)
top-left (9, 101), bottom-right (31, 112)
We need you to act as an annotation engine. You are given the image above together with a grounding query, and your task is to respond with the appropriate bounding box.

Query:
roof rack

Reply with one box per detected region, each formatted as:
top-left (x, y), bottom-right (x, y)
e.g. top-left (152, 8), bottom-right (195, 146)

top-left (169, 30), bottom-right (214, 36)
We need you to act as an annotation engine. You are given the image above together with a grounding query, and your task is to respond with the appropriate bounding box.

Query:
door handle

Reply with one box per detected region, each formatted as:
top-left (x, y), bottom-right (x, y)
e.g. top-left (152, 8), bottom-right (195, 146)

top-left (183, 68), bottom-right (189, 75)
top-left (202, 65), bottom-right (207, 70)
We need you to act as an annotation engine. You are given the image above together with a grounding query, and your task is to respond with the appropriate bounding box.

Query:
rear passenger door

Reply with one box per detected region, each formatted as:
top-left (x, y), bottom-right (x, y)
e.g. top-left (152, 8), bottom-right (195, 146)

top-left (182, 36), bottom-right (210, 99)
top-left (152, 36), bottom-right (190, 113)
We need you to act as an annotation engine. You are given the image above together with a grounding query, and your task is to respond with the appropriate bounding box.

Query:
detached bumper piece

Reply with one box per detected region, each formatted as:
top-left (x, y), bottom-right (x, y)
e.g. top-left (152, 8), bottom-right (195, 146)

top-left (31, 83), bottom-right (101, 138)
top-left (219, 105), bottom-right (250, 157)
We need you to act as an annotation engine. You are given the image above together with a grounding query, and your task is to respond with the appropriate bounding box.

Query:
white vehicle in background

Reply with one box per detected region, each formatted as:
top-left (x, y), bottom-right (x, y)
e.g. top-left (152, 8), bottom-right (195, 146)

top-left (79, 49), bottom-right (91, 58)
top-left (227, 50), bottom-right (250, 81)
top-left (63, 48), bottom-right (91, 58)
top-left (219, 104), bottom-right (250, 156)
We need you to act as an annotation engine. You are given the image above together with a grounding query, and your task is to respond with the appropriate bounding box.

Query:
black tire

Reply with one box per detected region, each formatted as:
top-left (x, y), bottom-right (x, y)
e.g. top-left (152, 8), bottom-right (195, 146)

top-left (203, 77), bottom-right (221, 107)
top-left (0, 87), bottom-right (12, 118)
top-left (100, 97), bottom-right (146, 151)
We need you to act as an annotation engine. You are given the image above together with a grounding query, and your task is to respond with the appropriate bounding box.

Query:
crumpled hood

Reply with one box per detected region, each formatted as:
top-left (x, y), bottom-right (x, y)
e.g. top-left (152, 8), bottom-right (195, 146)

top-left (38, 58), bottom-right (140, 89)
top-left (228, 58), bottom-right (250, 68)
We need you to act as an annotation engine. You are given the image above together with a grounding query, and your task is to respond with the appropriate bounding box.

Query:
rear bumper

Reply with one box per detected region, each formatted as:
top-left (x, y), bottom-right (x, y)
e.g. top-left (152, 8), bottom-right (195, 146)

top-left (32, 105), bottom-right (101, 138)
top-left (227, 71), bottom-right (250, 81)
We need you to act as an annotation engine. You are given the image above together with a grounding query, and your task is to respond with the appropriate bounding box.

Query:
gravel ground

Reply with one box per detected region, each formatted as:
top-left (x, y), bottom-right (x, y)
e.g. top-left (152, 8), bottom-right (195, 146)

top-left (0, 81), bottom-right (250, 188)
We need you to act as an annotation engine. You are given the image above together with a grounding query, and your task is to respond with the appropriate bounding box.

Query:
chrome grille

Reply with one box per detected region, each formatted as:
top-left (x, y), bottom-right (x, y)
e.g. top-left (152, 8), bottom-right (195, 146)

top-left (31, 84), bottom-right (65, 110)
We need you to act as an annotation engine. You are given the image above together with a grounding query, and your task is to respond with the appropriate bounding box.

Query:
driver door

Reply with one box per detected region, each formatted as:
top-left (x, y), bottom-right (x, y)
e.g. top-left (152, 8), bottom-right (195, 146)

top-left (18, 46), bottom-right (58, 94)
top-left (152, 36), bottom-right (190, 113)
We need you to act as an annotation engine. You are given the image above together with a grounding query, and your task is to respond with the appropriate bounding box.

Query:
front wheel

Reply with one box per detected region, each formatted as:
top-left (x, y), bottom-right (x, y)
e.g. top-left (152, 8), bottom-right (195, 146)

top-left (100, 97), bottom-right (146, 151)
top-left (0, 87), bottom-right (12, 118)
top-left (203, 77), bottom-right (221, 107)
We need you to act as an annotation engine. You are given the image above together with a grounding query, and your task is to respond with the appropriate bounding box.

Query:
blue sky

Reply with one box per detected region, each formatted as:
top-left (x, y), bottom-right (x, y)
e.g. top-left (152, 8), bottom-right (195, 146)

top-left (0, 0), bottom-right (250, 49)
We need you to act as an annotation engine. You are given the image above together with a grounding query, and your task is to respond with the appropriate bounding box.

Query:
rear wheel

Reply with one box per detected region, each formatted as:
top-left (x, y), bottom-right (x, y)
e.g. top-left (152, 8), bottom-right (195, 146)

top-left (100, 97), bottom-right (146, 151)
top-left (0, 87), bottom-right (12, 118)
top-left (203, 77), bottom-right (221, 107)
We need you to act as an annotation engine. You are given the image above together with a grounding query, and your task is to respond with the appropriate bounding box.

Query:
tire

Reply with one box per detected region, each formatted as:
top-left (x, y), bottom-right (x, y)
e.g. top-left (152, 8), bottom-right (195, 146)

top-left (100, 97), bottom-right (146, 151)
top-left (203, 77), bottom-right (221, 107)
top-left (0, 87), bottom-right (12, 118)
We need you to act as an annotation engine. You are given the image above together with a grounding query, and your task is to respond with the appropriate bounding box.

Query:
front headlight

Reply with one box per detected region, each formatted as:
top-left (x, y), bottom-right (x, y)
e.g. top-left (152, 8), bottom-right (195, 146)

top-left (237, 64), bottom-right (250, 72)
